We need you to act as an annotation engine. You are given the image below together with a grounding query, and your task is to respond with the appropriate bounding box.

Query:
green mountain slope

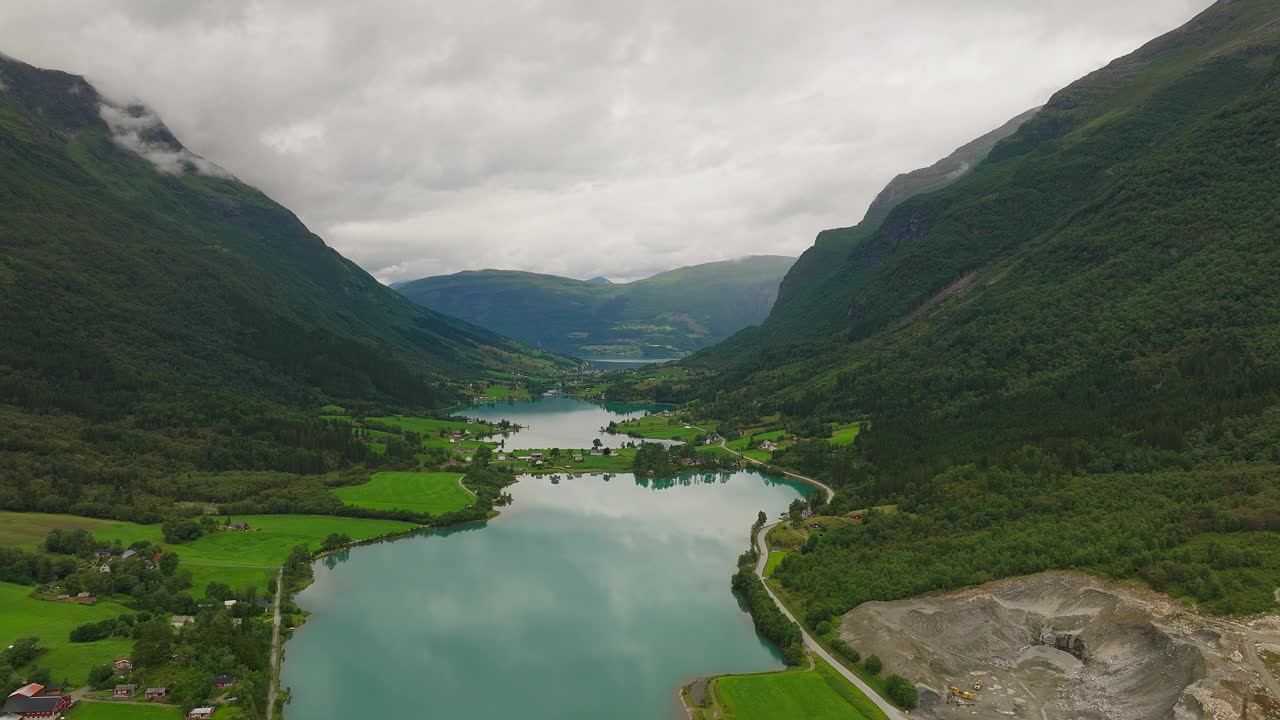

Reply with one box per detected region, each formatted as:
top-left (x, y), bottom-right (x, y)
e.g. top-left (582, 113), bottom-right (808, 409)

top-left (696, 109), bottom-right (1039, 365)
top-left (679, 0), bottom-right (1280, 626)
top-left (396, 255), bottom-right (795, 358)
top-left (693, 0), bottom-right (1280, 479)
top-left (0, 54), bottom-right (564, 507)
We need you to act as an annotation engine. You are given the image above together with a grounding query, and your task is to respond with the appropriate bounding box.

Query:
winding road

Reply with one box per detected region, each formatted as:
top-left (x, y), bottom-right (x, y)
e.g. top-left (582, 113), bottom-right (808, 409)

top-left (754, 521), bottom-right (906, 720)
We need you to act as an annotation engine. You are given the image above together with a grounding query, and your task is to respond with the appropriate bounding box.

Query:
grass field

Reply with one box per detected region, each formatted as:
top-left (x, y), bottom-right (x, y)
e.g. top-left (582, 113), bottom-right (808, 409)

top-left (91, 515), bottom-right (416, 566)
top-left (492, 448), bottom-right (637, 474)
top-left (764, 551), bottom-right (790, 577)
top-left (829, 423), bottom-right (864, 446)
top-left (714, 664), bottom-right (874, 720)
top-left (186, 564), bottom-right (277, 597)
top-left (331, 472), bottom-right (474, 515)
top-left (0, 512), bottom-right (148, 552)
top-left (68, 702), bottom-right (184, 719)
top-left (614, 415), bottom-right (705, 441)
top-left (367, 415), bottom-right (492, 437)
top-left (480, 384), bottom-right (530, 400)
top-left (0, 581), bottom-right (133, 684)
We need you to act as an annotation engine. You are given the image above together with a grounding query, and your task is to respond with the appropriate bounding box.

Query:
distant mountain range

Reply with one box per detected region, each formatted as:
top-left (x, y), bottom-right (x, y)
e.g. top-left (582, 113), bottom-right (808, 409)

top-left (396, 256), bottom-right (796, 359)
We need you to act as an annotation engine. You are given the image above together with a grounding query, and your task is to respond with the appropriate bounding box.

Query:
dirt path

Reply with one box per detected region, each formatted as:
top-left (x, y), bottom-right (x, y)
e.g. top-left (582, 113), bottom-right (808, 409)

top-left (457, 473), bottom-right (476, 500)
top-left (754, 521), bottom-right (904, 720)
top-left (267, 566), bottom-right (284, 720)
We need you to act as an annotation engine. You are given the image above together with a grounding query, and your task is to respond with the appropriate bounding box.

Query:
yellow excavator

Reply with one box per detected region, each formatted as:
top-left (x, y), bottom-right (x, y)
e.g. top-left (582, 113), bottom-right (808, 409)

top-left (950, 687), bottom-right (976, 700)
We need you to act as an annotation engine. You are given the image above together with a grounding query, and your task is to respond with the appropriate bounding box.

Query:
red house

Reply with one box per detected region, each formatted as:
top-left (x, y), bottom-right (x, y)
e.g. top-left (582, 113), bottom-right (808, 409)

top-left (114, 657), bottom-right (134, 671)
top-left (3, 684), bottom-right (75, 718)
top-left (145, 687), bottom-right (169, 700)
top-left (214, 674), bottom-right (235, 688)
top-left (113, 684), bottom-right (137, 699)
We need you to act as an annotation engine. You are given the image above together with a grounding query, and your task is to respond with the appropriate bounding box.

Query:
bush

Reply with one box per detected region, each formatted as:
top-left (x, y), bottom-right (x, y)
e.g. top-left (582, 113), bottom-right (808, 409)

top-left (816, 620), bottom-right (832, 636)
top-left (830, 638), bottom-right (860, 664)
top-left (863, 655), bottom-right (882, 675)
top-left (884, 674), bottom-right (918, 709)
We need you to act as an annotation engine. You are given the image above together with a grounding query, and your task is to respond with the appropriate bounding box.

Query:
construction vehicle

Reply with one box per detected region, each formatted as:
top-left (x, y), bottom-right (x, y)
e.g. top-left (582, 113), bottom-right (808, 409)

top-left (950, 687), bottom-right (976, 700)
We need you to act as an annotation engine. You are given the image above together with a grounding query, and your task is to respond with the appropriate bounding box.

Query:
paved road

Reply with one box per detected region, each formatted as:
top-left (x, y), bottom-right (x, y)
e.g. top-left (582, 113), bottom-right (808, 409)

top-left (266, 566), bottom-right (284, 720)
top-left (754, 521), bottom-right (906, 720)
top-left (716, 438), bottom-right (835, 504)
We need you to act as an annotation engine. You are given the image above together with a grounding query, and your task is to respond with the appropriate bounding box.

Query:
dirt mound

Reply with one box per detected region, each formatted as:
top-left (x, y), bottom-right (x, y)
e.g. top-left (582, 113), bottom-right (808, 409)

top-left (839, 572), bottom-right (1275, 719)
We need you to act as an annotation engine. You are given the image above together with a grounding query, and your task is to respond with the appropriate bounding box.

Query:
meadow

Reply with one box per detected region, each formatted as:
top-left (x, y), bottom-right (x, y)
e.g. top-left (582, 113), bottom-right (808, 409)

top-left (0, 511), bottom-right (414, 594)
top-left (0, 512), bottom-right (146, 552)
top-left (67, 702), bottom-right (184, 720)
top-left (763, 551), bottom-right (790, 577)
top-left (828, 423), bottom-right (863, 446)
top-left (711, 660), bottom-right (879, 720)
top-left (614, 415), bottom-right (708, 441)
top-left (492, 448), bottom-right (637, 474)
top-left (366, 415), bottom-right (492, 437)
top-left (330, 472), bottom-right (475, 515)
top-left (0, 581), bottom-right (133, 684)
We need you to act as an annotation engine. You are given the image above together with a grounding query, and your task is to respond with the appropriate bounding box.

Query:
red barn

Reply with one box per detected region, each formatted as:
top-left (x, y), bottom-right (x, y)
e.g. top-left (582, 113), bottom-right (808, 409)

top-left (3, 684), bottom-right (74, 718)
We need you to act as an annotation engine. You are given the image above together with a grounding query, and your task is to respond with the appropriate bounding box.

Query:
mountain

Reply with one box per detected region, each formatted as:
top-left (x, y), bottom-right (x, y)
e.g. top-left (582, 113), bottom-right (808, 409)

top-left (0, 53), bottom-right (565, 505)
top-left (396, 255), bottom-right (796, 358)
top-left (695, 109), bottom-right (1039, 365)
top-left (692, 0), bottom-right (1280, 482)
top-left (677, 0), bottom-right (1280, 626)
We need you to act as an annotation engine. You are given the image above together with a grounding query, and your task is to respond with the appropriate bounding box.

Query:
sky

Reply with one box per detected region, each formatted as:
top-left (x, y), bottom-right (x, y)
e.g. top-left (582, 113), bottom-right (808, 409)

top-left (0, 0), bottom-right (1209, 283)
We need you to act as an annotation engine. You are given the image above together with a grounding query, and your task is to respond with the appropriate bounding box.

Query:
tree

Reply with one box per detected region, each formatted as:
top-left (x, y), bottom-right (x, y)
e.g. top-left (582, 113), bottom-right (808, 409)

top-left (88, 664), bottom-right (115, 689)
top-left (205, 582), bottom-right (233, 602)
top-left (863, 655), bottom-right (882, 675)
top-left (757, 511), bottom-right (768, 527)
top-left (884, 674), bottom-right (918, 709)
top-left (1, 637), bottom-right (39, 668)
top-left (788, 498), bottom-right (806, 526)
top-left (133, 622), bottom-right (173, 668)
top-left (321, 534), bottom-right (351, 552)
top-left (162, 519), bottom-right (203, 544)
top-left (159, 551), bottom-right (180, 576)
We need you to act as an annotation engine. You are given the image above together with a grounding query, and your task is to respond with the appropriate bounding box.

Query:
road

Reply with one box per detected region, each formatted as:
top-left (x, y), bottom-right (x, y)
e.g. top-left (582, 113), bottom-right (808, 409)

top-left (716, 438), bottom-right (835, 504)
top-left (754, 521), bottom-right (906, 720)
top-left (266, 566), bottom-right (284, 720)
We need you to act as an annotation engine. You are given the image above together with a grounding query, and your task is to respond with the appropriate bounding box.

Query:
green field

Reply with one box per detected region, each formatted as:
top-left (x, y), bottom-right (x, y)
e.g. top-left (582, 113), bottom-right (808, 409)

top-left (763, 551), bottom-right (790, 577)
top-left (68, 702), bottom-right (184, 720)
top-left (0, 581), bottom-right (134, 685)
top-left (91, 515), bottom-right (416, 566)
top-left (829, 423), bottom-right (863, 446)
top-left (614, 415), bottom-right (706, 441)
top-left (0, 511), bottom-right (149, 552)
top-left (331, 472), bottom-right (475, 515)
top-left (480, 384), bottom-right (530, 400)
top-left (186, 564), bottom-right (278, 597)
top-left (367, 415), bottom-right (492, 437)
top-left (714, 663), bottom-right (875, 720)
top-left (492, 448), bottom-right (637, 474)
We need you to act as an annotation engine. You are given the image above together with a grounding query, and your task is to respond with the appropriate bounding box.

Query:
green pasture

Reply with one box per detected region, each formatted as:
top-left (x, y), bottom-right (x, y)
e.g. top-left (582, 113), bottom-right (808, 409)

top-left (0, 511), bottom-right (149, 552)
top-left (67, 702), bottom-right (184, 720)
top-left (763, 551), bottom-right (790, 577)
top-left (713, 662), bottom-right (875, 720)
top-left (615, 415), bottom-right (705, 441)
top-left (366, 415), bottom-right (492, 437)
top-left (829, 423), bottom-right (863, 446)
top-left (0, 581), bottom-right (133, 685)
top-left (331, 472), bottom-right (474, 516)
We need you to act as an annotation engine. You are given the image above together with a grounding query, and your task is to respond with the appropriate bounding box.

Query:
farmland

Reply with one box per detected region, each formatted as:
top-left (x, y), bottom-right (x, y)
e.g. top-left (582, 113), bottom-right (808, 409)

top-left (67, 702), bottom-right (184, 720)
top-left (331, 472), bottom-right (475, 515)
top-left (710, 661), bottom-right (877, 720)
top-left (763, 551), bottom-right (790, 578)
top-left (366, 415), bottom-right (494, 437)
top-left (613, 414), bottom-right (709, 442)
top-left (0, 512), bottom-right (149, 553)
top-left (0, 581), bottom-right (133, 685)
top-left (491, 447), bottom-right (638, 474)
top-left (828, 423), bottom-right (864, 446)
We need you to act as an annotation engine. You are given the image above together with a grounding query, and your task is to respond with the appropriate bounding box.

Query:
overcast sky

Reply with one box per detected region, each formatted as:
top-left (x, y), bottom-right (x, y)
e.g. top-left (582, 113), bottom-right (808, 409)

top-left (0, 0), bottom-right (1208, 283)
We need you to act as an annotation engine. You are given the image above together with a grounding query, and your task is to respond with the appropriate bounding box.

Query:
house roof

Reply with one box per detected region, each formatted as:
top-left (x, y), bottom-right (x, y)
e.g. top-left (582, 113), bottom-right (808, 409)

top-left (2, 695), bottom-right (62, 713)
top-left (146, 687), bottom-right (167, 694)
top-left (214, 674), bottom-right (234, 682)
top-left (8, 684), bottom-right (43, 698)
top-left (115, 684), bottom-right (137, 692)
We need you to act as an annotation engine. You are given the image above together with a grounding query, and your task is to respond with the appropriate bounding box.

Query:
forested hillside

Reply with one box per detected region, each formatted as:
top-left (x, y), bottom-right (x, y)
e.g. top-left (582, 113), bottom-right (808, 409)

top-left (396, 255), bottom-right (795, 358)
top-left (682, 0), bottom-right (1280, 617)
top-left (0, 54), bottom-right (565, 515)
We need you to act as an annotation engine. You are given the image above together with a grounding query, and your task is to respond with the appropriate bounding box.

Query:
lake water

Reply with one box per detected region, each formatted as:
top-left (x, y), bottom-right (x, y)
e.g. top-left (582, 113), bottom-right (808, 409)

top-left (582, 357), bottom-right (682, 370)
top-left (464, 395), bottom-right (677, 449)
top-left (281, 399), bottom-right (808, 720)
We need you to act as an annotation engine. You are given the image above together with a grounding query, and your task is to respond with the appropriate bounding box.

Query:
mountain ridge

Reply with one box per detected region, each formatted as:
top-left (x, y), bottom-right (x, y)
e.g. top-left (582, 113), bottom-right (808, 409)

top-left (397, 255), bottom-right (795, 358)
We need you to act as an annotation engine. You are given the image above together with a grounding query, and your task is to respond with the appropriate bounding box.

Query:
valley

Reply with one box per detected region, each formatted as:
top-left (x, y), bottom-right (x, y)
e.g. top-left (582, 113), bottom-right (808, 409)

top-left (4, 1), bottom-right (1280, 719)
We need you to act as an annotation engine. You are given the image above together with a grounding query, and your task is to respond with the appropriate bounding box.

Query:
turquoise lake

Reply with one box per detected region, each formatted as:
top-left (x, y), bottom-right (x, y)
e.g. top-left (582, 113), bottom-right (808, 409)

top-left (280, 400), bottom-right (807, 719)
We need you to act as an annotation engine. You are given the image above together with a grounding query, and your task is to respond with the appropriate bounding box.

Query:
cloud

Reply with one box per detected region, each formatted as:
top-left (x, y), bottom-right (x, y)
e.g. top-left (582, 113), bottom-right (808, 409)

top-left (98, 102), bottom-right (232, 178)
top-left (0, 0), bottom-right (1210, 283)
